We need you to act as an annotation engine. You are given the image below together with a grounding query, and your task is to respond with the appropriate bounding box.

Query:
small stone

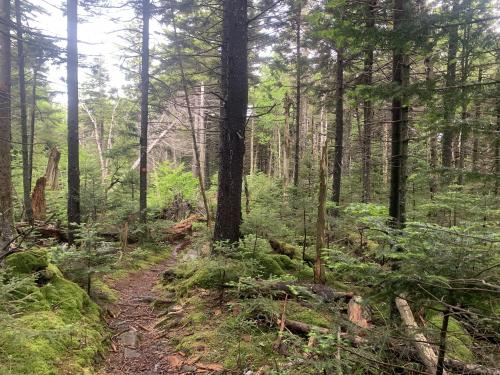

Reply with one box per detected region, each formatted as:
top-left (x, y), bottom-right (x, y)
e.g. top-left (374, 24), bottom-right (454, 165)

top-left (180, 364), bottom-right (197, 373)
top-left (123, 347), bottom-right (141, 359)
top-left (119, 330), bottom-right (140, 348)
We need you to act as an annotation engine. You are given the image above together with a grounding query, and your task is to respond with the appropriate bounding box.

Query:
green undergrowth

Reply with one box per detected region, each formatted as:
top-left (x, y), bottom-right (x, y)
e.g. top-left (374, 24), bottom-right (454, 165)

top-left (165, 289), bottom-right (336, 373)
top-left (160, 236), bottom-right (344, 373)
top-left (108, 243), bottom-right (172, 280)
top-left (0, 249), bottom-right (105, 375)
top-left (165, 235), bottom-right (342, 297)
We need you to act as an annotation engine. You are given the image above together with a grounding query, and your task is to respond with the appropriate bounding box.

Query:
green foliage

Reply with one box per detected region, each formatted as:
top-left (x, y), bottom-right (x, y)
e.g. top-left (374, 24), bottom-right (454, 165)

top-left (51, 223), bottom-right (117, 295)
top-left (149, 162), bottom-right (199, 210)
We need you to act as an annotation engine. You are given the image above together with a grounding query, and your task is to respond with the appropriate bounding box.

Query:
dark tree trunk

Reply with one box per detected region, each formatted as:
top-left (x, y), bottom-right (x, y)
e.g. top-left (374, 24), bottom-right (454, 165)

top-left (139, 0), bottom-right (150, 226)
top-left (214, 0), bottom-right (248, 243)
top-left (29, 65), bottom-right (38, 193)
top-left (389, 0), bottom-right (409, 229)
top-left (67, 0), bottom-right (80, 243)
top-left (361, 0), bottom-right (376, 203)
top-left (472, 68), bottom-right (482, 173)
top-left (442, 2), bottom-right (459, 171)
top-left (495, 64), bottom-right (500, 196)
top-left (436, 308), bottom-right (451, 375)
top-left (332, 48), bottom-right (344, 209)
top-left (0, 0), bottom-right (13, 252)
top-left (426, 55), bottom-right (438, 197)
top-left (293, 1), bottom-right (302, 187)
top-left (15, 0), bottom-right (33, 225)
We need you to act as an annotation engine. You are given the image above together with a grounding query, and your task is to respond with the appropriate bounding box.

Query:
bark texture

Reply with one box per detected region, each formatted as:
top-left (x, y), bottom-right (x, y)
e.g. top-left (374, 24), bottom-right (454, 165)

top-left (214, 0), bottom-right (248, 242)
top-left (332, 48), bottom-right (344, 209)
top-left (442, 2), bottom-right (459, 170)
top-left (293, 2), bottom-right (302, 187)
top-left (389, 0), bottom-right (409, 228)
top-left (45, 147), bottom-right (61, 190)
top-left (139, 0), bottom-right (150, 225)
top-left (361, 0), bottom-right (376, 203)
top-left (32, 177), bottom-right (47, 221)
top-left (15, 0), bottom-right (33, 224)
top-left (67, 0), bottom-right (80, 242)
top-left (0, 0), bottom-right (13, 252)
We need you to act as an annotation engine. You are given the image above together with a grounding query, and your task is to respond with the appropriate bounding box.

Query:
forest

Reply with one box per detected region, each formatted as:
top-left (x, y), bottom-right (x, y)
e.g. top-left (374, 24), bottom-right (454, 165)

top-left (0, 0), bottom-right (499, 374)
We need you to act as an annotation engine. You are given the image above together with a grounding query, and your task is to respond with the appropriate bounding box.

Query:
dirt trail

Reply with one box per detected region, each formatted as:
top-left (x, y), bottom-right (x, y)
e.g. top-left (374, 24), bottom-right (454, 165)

top-left (101, 244), bottom-right (183, 375)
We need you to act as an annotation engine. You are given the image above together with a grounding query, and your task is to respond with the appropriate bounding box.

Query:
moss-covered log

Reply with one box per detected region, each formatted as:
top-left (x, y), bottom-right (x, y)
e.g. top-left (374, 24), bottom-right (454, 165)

top-left (269, 239), bottom-right (315, 265)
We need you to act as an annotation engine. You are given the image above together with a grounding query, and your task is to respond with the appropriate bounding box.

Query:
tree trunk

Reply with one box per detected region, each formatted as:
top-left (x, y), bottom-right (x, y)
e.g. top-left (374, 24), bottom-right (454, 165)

top-left (67, 0), bottom-right (80, 243)
top-left (293, 2), bottom-right (302, 187)
top-left (214, 0), bottom-right (248, 243)
top-left (332, 48), bottom-right (344, 210)
top-left (495, 62), bottom-right (500, 196)
top-left (361, 0), bottom-right (376, 203)
top-left (283, 94), bottom-right (292, 186)
top-left (0, 0), bottom-right (13, 252)
top-left (442, 2), bottom-right (459, 172)
top-left (314, 140), bottom-right (327, 284)
top-left (383, 120), bottom-right (389, 185)
top-left (472, 68), bottom-right (482, 173)
top-left (389, 0), bottom-right (409, 229)
top-left (29, 65), bottom-right (39, 193)
top-left (31, 177), bottom-right (47, 221)
top-left (425, 56), bottom-right (438, 197)
top-left (171, 8), bottom-right (211, 228)
top-left (82, 103), bottom-right (107, 183)
top-left (15, 0), bottom-right (33, 224)
top-left (139, 0), bottom-right (150, 227)
top-left (250, 117), bottom-right (255, 175)
top-left (45, 147), bottom-right (61, 190)
top-left (436, 308), bottom-right (451, 375)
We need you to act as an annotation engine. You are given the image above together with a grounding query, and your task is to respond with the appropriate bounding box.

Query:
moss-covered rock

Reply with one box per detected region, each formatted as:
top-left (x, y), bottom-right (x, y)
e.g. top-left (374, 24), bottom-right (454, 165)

top-left (0, 259), bottom-right (105, 375)
top-left (5, 249), bottom-right (49, 275)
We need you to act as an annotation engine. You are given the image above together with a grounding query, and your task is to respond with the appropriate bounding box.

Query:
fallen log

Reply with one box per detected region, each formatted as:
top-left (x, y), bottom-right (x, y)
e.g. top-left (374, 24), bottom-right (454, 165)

top-left (16, 221), bottom-right (67, 242)
top-left (166, 214), bottom-right (204, 243)
top-left (395, 296), bottom-right (441, 374)
top-left (282, 318), bottom-right (329, 335)
top-left (234, 279), bottom-right (354, 304)
top-left (444, 358), bottom-right (500, 375)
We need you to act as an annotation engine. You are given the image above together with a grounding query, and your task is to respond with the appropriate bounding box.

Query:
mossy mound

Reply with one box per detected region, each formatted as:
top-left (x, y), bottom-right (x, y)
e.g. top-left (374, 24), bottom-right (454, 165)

top-left (5, 249), bottom-right (49, 275)
top-left (0, 251), bottom-right (105, 375)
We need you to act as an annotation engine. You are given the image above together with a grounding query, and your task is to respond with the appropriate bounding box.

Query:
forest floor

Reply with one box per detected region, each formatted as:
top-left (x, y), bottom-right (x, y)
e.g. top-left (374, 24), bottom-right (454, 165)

top-left (100, 240), bottom-right (223, 375)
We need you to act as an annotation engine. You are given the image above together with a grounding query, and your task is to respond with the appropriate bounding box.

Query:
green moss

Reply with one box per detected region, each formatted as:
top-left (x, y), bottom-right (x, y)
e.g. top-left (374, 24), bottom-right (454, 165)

top-left (286, 301), bottom-right (332, 328)
top-left (256, 254), bottom-right (285, 277)
top-left (428, 314), bottom-right (475, 362)
top-left (40, 266), bottom-right (99, 322)
top-left (0, 262), bottom-right (105, 375)
top-left (6, 249), bottom-right (49, 275)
